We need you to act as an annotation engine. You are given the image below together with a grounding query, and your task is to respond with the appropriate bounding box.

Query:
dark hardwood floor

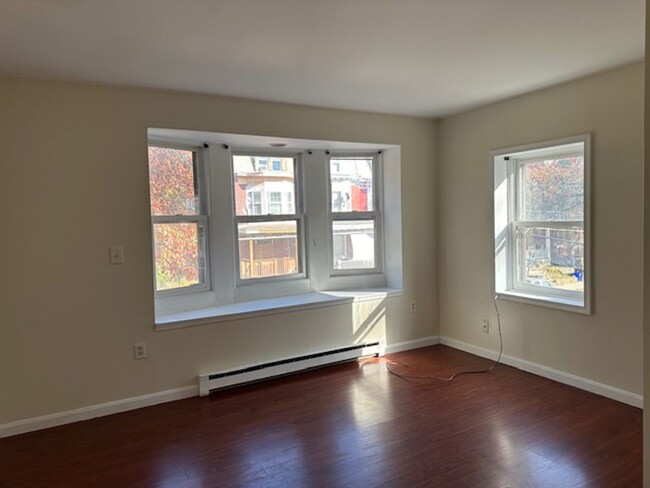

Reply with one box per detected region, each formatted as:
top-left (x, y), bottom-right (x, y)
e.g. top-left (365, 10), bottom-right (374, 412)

top-left (0, 345), bottom-right (641, 487)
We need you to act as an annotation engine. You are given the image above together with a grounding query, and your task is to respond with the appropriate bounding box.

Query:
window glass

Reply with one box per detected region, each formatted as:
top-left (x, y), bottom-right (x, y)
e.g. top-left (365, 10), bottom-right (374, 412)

top-left (521, 157), bottom-right (584, 221)
top-left (233, 156), bottom-right (296, 216)
top-left (516, 226), bottom-right (584, 292)
top-left (238, 221), bottom-right (299, 280)
top-left (330, 158), bottom-right (373, 212)
top-left (332, 220), bottom-right (375, 270)
top-left (153, 222), bottom-right (206, 291)
top-left (148, 147), bottom-right (200, 216)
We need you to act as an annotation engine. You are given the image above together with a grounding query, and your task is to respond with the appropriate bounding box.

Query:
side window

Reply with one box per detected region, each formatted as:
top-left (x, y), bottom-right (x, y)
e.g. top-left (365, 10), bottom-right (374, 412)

top-left (328, 155), bottom-right (381, 272)
top-left (147, 145), bottom-right (209, 293)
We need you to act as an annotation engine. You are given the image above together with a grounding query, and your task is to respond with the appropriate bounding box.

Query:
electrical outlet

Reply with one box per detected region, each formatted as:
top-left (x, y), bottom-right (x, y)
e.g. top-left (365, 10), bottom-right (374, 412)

top-left (410, 301), bottom-right (416, 312)
top-left (481, 319), bottom-right (489, 334)
top-left (133, 342), bottom-right (147, 359)
top-left (110, 246), bottom-right (124, 264)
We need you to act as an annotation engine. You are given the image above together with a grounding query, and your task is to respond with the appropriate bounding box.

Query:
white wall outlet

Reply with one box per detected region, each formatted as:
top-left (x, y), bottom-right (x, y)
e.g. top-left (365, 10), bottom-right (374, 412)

top-left (482, 319), bottom-right (490, 334)
top-left (110, 246), bottom-right (124, 264)
top-left (410, 301), bottom-right (416, 312)
top-left (133, 342), bottom-right (147, 359)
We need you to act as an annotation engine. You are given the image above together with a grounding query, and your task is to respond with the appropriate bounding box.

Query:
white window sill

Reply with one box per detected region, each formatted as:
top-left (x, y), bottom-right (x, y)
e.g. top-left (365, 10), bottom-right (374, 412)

top-left (155, 288), bottom-right (404, 330)
top-left (497, 289), bottom-right (590, 315)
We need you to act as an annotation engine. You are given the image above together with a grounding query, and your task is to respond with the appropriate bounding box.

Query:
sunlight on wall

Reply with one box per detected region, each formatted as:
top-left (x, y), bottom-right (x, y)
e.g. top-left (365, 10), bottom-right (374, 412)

top-left (351, 298), bottom-right (386, 346)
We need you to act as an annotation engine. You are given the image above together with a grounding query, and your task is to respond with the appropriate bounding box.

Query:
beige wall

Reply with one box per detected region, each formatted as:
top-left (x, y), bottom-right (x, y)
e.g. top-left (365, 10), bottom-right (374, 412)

top-left (0, 77), bottom-right (438, 424)
top-left (439, 63), bottom-right (644, 395)
top-left (643, 0), bottom-right (650, 488)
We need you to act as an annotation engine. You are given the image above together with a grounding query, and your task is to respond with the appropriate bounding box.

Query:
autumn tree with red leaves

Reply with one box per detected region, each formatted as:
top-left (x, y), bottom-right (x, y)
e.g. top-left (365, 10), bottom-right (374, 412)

top-left (148, 146), bottom-right (201, 290)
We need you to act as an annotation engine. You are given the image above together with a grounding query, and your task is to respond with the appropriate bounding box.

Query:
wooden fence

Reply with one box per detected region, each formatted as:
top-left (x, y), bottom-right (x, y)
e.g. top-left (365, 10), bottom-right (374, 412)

top-left (240, 257), bottom-right (297, 279)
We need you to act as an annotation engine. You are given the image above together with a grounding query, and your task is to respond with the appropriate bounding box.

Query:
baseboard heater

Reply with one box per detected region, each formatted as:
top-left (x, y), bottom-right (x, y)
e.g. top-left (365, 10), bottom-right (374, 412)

top-left (198, 342), bottom-right (380, 397)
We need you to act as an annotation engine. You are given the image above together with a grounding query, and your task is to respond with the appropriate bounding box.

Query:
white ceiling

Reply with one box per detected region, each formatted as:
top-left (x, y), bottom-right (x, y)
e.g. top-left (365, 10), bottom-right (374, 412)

top-left (0, 1), bottom-right (644, 117)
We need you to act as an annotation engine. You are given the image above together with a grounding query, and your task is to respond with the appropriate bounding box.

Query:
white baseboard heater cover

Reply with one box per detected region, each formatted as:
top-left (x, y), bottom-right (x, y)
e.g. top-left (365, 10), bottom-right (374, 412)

top-left (198, 342), bottom-right (380, 396)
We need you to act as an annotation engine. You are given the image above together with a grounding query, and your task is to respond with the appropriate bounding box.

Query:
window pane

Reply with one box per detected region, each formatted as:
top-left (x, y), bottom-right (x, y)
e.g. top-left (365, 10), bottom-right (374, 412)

top-left (517, 226), bottom-right (584, 292)
top-left (332, 220), bottom-right (375, 270)
top-left (153, 222), bottom-right (206, 291)
top-left (521, 157), bottom-right (584, 221)
top-left (238, 220), bottom-right (299, 280)
top-left (148, 147), bottom-right (200, 216)
top-left (233, 156), bottom-right (296, 216)
top-left (330, 157), bottom-right (374, 212)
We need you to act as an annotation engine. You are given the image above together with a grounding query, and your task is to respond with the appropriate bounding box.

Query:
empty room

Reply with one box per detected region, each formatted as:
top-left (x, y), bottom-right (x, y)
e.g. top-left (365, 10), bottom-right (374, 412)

top-left (1, 1), bottom-right (648, 487)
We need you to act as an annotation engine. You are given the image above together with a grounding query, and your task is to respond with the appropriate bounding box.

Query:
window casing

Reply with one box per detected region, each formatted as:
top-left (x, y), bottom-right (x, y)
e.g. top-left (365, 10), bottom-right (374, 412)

top-left (492, 135), bottom-right (591, 313)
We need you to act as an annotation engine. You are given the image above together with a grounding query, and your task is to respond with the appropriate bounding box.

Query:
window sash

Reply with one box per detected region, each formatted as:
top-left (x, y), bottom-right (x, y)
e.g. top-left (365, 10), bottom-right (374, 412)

top-left (151, 215), bottom-right (210, 296)
top-left (514, 156), bottom-right (585, 223)
top-left (330, 214), bottom-right (379, 274)
top-left (234, 215), bottom-right (306, 284)
top-left (329, 155), bottom-right (377, 214)
top-left (509, 220), bottom-right (584, 299)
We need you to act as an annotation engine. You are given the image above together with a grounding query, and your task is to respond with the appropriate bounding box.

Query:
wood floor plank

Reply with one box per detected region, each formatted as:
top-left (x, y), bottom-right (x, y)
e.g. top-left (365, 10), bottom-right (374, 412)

top-left (0, 345), bottom-right (641, 487)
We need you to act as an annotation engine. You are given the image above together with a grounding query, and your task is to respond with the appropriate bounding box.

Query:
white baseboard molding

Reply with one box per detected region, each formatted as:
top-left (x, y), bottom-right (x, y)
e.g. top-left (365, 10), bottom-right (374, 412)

top-left (441, 336), bottom-right (643, 409)
top-left (0, 385), bottom-right (198, 439)
top-left (383, 335), bottom-right (441, 355)
top-left (1, 337), bottom-right (445, 439)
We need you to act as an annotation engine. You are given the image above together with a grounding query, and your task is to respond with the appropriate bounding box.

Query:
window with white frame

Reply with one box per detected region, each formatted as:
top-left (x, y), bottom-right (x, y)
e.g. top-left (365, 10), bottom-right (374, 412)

top-left (247, 190), bottom-right (262, 215)
top-left (147, 144), bottom-right (209, 294)
top-left (146, 129), bottom-right (401, 321)
top-left (232, 155), bottom-right (303, 282)
top-left (492, 134), bottom-right (590, 313)
top-left (328, 155), bottom-right (381, 272)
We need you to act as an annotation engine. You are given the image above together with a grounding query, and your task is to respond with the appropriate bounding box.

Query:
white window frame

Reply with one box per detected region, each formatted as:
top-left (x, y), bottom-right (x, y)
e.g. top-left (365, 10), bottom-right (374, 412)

top-left (327, 153), bottom-right (384, 276)
top-left (492, 134), bottom-right (591, 314)
top-left (246, 190), bottom-right (262, 215)
top-left (268, 191), bottom-right (283, 214)
top-left (232, 151), bottom-right (307, 286)
top-left (148, 141), bottom-right (211, 297)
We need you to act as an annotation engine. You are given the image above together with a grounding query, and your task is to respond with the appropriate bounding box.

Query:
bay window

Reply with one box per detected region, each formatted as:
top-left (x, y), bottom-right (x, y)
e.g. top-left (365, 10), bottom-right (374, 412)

top-left (147, 129), bottom-right (402, 324)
